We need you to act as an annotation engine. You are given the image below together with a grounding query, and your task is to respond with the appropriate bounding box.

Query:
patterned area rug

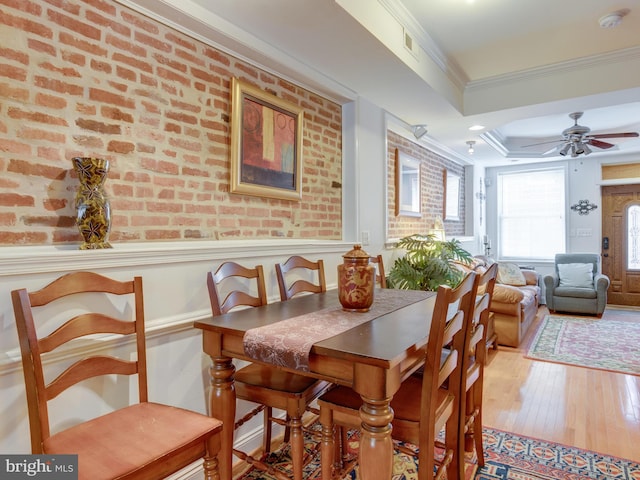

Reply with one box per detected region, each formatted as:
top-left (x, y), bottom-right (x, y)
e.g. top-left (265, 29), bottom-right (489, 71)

top-left (526, 314), bottom-right (640, 376)
top-left (236, 422), bottom-right (640, 479)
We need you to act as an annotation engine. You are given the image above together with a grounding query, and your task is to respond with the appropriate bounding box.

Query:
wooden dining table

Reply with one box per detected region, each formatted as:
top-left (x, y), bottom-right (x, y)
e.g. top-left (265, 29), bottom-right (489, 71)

top-left (194, 288), bottom-right (436, 480)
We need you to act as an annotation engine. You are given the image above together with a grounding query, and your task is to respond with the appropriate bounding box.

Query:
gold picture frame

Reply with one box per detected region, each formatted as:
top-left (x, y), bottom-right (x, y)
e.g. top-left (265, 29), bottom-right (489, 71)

top-left (230, 77), bottom-right (304, 201)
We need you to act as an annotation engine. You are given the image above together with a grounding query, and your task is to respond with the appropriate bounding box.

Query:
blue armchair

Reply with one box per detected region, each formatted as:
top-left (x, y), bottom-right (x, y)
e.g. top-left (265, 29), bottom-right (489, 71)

top-left (544, 253), bottom-right (610, 316)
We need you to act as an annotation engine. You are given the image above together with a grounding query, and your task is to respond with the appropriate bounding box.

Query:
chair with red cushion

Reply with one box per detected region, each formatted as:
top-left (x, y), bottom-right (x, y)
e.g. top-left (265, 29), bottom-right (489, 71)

top-left (459, 262), bottom-right (497, 471)
top-left (12, 272), bottom-right (223, 480)
top-left (369, 254), bottom-right (387, 288)
top-left (318, 271), bottom-right (478, 480)
top-left (275, 255), bottom-right (326, 301)
top-left (208, 261), bottom-right (330, 480)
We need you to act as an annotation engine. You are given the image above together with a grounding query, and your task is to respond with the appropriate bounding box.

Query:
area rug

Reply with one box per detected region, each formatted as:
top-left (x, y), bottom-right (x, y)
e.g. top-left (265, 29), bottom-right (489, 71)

top-left (526, 314), bottom-right (640, 376)
top-left (236, 422), bottom-right (640, 479)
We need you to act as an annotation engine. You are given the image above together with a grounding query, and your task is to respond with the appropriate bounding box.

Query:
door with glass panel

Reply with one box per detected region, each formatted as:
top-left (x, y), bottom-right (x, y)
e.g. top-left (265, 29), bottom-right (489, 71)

top-left (601, 184), bottom-right (640, 306)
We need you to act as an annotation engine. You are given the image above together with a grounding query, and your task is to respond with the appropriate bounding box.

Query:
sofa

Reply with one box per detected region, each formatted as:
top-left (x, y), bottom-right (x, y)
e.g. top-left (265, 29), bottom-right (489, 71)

top-left (458, 256), bottom-right (541, 347)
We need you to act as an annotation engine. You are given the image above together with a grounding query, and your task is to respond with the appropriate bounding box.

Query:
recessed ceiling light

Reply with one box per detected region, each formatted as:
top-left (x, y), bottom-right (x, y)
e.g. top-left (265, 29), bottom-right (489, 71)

top-left (469, 125), bottom-right (485, 131)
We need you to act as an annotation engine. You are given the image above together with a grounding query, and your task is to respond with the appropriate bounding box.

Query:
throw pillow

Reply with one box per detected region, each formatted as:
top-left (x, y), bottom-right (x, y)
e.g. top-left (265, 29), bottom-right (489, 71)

top-left (497, 262), bottom-right (526, 286)
top-left (558, 263), bottom-right (593, 288)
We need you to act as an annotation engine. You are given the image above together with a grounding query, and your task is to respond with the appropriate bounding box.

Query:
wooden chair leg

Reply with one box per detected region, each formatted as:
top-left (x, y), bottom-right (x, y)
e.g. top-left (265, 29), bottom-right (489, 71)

top-left (445, 416), bottom-right (460, 480)
top-left (204, 434), bottom-right (222, 480)
top-left (263, 407), bottom-right (273, 453)
top-left (339, 426), bottom-right (349, 467)
top-left (283, 414), bottom-right (292, 443)
top-left (473, 384), bottom-right (485, 467)
top-left (464, 389), bottom-right (475, 453)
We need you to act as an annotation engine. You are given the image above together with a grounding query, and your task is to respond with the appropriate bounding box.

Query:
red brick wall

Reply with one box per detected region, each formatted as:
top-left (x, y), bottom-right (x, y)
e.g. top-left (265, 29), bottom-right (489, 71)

top-left (387, 131), bottom-right (465, 239)
top-left (0, 0), bottom-right (342, 245)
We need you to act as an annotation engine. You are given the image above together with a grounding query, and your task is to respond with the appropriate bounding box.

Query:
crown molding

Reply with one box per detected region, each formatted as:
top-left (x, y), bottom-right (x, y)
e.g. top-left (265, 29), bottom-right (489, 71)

top-left (467, 46), bottom-right (640, 92)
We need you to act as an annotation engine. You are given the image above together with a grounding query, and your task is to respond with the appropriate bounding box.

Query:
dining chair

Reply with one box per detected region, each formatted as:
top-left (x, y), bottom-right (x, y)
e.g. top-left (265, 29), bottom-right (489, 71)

top-left (318, 271), bottom-right (478, 480)
top-left (459, 262), bottom-right (497, 472)
top-left (275, 255), bottom-right (326, 301)
top-left (369, 254), bottom-right (387, 288)
top-left (11, 271), bottom-right (223, 480)
top-left (207, 261), bottom-right (330, 480)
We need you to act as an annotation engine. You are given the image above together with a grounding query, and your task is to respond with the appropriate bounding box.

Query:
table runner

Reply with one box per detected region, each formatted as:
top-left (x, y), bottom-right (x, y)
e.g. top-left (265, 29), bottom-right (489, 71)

top-left (243, 289), bottom-right (430, 371)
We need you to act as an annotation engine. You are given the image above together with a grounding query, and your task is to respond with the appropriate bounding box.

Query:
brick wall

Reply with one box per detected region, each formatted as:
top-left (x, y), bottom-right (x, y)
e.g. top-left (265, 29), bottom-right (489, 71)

top-left (387, 131), bottom-right (465, 239)
top-left (0, 0), bottom-right (342, 246)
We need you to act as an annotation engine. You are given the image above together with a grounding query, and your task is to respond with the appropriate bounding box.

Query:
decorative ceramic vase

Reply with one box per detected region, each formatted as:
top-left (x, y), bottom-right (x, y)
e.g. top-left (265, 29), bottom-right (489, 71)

top-left (338, 244), bottom-right (375, 312)
top-left (72, 157), bottom-right (112, 250)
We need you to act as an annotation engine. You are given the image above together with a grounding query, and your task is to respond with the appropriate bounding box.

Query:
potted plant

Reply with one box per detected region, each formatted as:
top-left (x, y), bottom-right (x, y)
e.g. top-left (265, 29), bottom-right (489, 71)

top-left (387, 233), bottom-right (473, 291)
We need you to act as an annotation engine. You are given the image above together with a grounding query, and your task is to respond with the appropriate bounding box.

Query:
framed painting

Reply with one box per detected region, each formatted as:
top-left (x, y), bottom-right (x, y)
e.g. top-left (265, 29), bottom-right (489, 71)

top-left (230, 77), bottom-right (304, 201)
top-left (394, 148), bottom-right (421, 217)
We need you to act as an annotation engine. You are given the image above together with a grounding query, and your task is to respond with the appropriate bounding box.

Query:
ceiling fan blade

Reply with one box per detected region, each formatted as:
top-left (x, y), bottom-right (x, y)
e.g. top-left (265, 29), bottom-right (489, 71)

top-left (591, 132), bottom-right (639, 139)
top-left (521, 138), bottom-right (563, 148)
top-left (589, 139), bottom-right (615, 149)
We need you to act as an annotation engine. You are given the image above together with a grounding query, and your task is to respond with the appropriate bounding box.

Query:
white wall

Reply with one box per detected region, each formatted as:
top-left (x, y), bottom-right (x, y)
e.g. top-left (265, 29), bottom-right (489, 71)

top-left (0, 241), bottom-right (351, 460)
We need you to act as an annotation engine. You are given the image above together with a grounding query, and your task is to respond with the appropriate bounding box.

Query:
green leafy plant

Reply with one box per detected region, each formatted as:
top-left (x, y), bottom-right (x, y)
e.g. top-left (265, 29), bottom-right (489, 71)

top-left (387, 233), bottom-right (473, 291)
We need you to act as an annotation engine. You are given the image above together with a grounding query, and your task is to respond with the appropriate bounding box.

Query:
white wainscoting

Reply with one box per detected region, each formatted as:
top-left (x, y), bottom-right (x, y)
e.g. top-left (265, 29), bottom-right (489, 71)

top-left (0, 240), bottom-right (352, 470)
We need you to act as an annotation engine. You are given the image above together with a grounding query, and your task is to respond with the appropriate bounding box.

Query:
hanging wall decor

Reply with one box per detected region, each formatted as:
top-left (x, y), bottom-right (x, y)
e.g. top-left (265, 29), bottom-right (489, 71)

top-left (570, 199), bottom-right (598, 215)
top-left (230, 77), bottom-right (304, 201)
top-left (73, 157), bottom-right (112, 249)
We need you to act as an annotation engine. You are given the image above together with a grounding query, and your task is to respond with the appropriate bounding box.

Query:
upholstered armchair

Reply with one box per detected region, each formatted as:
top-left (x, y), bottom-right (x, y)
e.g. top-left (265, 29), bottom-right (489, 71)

top-left (544, 253), bottom-right (610, 316)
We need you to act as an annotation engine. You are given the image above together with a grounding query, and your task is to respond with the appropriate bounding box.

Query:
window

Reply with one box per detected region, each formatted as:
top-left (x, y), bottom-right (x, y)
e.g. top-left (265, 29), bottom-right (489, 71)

top-left (395, 149), bottom-right (421, 217)
top-left (497, 167), bottom-right (566, 260)
top-left (444, 171), bottom-right (460, 220)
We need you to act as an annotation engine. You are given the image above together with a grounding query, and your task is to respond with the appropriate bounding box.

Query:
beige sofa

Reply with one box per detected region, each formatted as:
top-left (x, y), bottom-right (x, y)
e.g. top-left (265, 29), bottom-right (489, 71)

top-left (459, 256), bottom-right (541, 347)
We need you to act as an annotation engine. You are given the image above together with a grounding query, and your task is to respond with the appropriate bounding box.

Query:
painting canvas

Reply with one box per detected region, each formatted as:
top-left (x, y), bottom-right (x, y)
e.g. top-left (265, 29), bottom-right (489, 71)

top-left (230, 78), bottom-right (303, 201)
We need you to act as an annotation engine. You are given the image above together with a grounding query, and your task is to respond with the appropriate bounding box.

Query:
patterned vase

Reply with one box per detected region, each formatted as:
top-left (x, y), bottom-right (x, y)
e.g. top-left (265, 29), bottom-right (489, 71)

top-left (72, 157), bottom-right (112, 250)
top-left (338, 244), bottom-right (375, 312)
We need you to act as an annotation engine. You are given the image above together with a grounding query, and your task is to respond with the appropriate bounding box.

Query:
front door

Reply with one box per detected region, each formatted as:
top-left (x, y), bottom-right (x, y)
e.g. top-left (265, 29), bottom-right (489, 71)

top-left (601, 184), bottom-right (640, 306)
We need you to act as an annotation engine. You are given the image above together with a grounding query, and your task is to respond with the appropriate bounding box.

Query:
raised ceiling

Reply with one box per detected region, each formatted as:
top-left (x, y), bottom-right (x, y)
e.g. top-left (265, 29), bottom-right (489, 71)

top-left (123, 0), bottom-right (640, 165)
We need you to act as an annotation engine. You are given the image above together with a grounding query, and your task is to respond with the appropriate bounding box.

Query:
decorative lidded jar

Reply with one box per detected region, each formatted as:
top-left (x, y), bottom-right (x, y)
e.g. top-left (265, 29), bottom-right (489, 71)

top-left (338, 244), bottom-right (375, 312)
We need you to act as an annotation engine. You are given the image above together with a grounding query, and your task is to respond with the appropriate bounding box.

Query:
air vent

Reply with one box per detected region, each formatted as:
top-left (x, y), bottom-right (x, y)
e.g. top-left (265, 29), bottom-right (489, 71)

top-left (404, 29), bottom-right (413, 52)
top-left (403, 28), bottom-right (418, 59)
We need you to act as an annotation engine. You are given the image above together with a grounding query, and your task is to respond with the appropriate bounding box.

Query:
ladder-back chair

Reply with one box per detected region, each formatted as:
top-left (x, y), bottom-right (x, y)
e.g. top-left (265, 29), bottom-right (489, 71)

top-left (275, 255), bottom-right (326, 301)
top-left (459, 262), bottom-right (497, 471)
top-left (369, 254), bottom-right (387, 288)
top-left (207, 261), bottom-right (329, 480)
top-left (12, 271), bottom-right (223, 480)
top-left (318, 271), bottom-right (478, 480)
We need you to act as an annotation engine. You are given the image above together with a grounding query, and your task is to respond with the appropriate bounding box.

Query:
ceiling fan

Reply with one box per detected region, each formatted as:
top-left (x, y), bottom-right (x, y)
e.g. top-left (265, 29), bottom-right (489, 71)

top-left (522, 112), bottom-right (639, 157)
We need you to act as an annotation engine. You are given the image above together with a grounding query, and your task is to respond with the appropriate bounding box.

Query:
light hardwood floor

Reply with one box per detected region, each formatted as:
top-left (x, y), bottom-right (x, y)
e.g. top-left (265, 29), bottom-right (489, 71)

top-left (482, 305), bottom-right (640, 463)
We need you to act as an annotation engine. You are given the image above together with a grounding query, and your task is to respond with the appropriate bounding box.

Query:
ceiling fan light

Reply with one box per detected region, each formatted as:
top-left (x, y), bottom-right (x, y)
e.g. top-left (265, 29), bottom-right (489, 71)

top-left (582, 143), bottom-right (592, 155)
top-left (559, 144), bottom-right (571, 156)
top-left (571, 144), bottom-right (579, 157)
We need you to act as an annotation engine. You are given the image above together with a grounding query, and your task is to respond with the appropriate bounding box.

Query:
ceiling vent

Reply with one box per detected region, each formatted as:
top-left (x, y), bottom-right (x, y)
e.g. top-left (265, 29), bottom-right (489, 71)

top-left (403, 28), bottom-right (417, 58)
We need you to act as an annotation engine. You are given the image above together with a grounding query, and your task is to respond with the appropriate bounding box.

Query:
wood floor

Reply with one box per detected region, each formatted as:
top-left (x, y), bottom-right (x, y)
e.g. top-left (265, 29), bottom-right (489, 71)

top-left (232, 304), bottom-right (640, 478)
top-left (482, 305), bottom-right (640, 463)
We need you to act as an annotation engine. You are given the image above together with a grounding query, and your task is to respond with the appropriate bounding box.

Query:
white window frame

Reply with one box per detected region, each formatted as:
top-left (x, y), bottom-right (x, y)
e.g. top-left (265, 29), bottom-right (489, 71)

top-left (495, 164), bottom-right (567, 262)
